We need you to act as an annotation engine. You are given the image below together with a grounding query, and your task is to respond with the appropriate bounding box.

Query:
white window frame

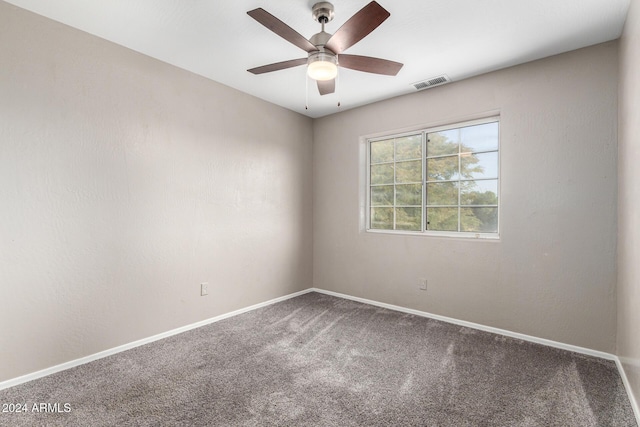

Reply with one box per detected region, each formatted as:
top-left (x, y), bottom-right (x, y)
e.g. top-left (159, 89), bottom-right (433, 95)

top-left (365, 116), bottom-right (500, 239)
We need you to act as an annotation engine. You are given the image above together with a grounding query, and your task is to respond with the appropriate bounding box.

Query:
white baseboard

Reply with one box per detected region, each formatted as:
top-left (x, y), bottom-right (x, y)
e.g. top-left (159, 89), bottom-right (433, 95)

top-left (311, 287), bottom-right (640, 425)
top-left (311, 288), bottom-right (615, 359)
top-left (616, 357), bottom-right (640, 424)
top-left (0, 288), bottom-right (314, 391)
top-left (2, 286), bottom-right (638, 426)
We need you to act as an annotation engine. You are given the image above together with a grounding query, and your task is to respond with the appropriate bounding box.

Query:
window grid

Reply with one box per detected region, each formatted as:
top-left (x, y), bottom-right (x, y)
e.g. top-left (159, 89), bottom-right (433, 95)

top-left (425, 147), bottom-right (499, 232)
top-left (368, 117), bottom-right (499, 237)
top-left (369, 134), bottom-right (424, 231)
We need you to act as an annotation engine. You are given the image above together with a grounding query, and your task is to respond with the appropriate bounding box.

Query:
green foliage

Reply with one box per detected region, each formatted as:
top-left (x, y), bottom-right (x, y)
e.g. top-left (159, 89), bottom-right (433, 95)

top-left (426, 132), bottom-right (483, 180)
top-left (370, 140), bottom-right (393, 163)
top-left (396, 184), bottom-right (421, 206)
top-left (427, 208), bottom-right (457, 231)
top-left (396, 207), bottom-right (421, 231)
top-left (396, 160), bottom-right (421, 183)
top-left (427, 181), bottom-right (457, 205)
top-left (371, 185), bottom-right (393, 206)
top-left (395, 135), bottom-right (422, 160)
top-left (370, 207), bottom-right (393, 229)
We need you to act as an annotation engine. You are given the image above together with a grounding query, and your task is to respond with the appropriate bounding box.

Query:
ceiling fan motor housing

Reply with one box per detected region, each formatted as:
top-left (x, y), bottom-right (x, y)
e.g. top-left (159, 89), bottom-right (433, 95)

top-left (312, 2), bottom-right (335, 24)
top-left (309, 31), bottom-right (333, 50)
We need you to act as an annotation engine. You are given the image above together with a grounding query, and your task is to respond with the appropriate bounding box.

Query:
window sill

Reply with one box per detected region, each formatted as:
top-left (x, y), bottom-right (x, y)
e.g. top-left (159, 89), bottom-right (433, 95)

top-left (365, 229), bottom-right (500, 240)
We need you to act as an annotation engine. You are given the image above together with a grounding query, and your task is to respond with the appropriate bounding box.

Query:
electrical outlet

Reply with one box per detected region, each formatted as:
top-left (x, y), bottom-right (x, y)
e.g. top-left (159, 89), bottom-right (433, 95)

top-left (200, 282), bottom-right (209, 296)
top-left (419, 278), bottom-right (427, 291)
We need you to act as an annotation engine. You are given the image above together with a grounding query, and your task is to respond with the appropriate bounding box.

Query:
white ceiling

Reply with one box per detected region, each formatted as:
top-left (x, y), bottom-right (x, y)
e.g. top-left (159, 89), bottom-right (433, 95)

top-left (5, 0), bottom-right (631, 118)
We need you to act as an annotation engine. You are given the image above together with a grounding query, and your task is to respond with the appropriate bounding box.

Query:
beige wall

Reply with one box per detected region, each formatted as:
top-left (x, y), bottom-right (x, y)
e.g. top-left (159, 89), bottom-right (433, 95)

top-left (313, 42), bottom-right (619, 353)
top-left (618, 0), bottom-right (640, 411)
top-left (0, 3), bottom-right (313, 382)
top-left (0, 0), bottom-right (630, 389)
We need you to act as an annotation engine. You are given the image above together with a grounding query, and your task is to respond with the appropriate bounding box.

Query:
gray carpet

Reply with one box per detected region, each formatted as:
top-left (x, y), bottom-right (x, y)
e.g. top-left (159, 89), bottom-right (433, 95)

top-left (0, 292), bottom-right (636, 426)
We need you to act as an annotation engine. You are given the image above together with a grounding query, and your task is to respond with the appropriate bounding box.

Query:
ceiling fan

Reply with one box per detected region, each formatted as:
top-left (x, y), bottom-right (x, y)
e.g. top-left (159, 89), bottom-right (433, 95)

top-left (246, 1), bottom-right (403, 96)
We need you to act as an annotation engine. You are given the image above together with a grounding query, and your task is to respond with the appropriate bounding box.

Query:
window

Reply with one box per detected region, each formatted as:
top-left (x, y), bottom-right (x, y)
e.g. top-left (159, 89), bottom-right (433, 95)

top-left (367, 118), bottom-right (499, 237)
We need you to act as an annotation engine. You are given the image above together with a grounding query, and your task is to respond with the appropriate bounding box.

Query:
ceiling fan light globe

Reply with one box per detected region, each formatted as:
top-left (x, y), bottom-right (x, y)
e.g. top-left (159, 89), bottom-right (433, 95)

top-left (308, 61), bottom-right (338, 81)
top-left (307, 51), bottom-right (338, 81)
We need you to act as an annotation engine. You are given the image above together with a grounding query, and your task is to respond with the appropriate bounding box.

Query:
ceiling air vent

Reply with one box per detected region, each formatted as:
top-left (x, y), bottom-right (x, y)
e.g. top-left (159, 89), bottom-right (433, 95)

top-left (412, 75), bottom-right (450, 91)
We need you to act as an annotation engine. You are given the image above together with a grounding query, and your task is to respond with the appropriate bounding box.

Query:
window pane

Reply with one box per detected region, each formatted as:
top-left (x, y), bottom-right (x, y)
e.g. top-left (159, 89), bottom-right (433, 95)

top-left (368, 119), bottom-right (498, 237)
top-left (396, 183), bottom-right (422, 206)
top-left (427, 130), bottom-right (459, 156)
top-left (460, 122), bottom-right (499, 153)
top-left (396, 160), bottom-right (422, 183)
top-left (461, 208), bottom-right (498, 232)
top-left (427, 156), bottom-right (459, 181)
top-left (427, 208), bottom-right (458, 231)
top-left (371, 163), bottom-right (394, 185)
top-left (371, 185), bottom-right (394, 206)
top-left (371, 139), bottom-right (394, 163)
top-left (396, 135), bottom-right (422, 161)
top-left (461, 151), bottom-right (498, 180)
top-left (427, 182), bottom-right (458, 206)
top-left (396, 207), bottom-right (422, 231)
top-left (371, 207), bottom-right (394, 229)
top-left (460, 179), bottom-right (498, 206)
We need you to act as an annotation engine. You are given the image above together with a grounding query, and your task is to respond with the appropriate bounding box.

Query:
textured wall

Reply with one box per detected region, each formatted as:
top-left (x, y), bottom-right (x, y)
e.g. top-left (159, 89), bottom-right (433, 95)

top-left (0, 3), bottom-right (313, 382)
top-left (618, 0), bottom-right (640, 411)
top-left (313, 42), bottom-right (618, 353)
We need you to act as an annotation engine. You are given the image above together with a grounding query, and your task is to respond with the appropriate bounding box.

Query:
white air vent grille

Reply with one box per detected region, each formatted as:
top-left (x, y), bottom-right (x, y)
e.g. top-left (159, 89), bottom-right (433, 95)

top-left (412, 75), bottom-right (450, 90)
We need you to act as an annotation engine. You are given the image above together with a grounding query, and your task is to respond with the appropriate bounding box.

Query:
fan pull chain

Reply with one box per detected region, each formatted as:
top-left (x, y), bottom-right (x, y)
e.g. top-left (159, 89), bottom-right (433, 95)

top-left (336, 70), bottom-right (341, 108)
top-left (305, 73), bottom-right (309, 110)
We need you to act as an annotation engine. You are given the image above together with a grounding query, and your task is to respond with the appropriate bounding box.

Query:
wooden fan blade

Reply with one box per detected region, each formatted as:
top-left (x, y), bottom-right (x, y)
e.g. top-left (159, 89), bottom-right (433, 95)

top-left (247, 8), bottom-right (318, 53)
top-left (338, 54), bottom-right (403, 76)
top-left (248, 58), bottom-right (308, 75)
top-left (317, 79), bottom-right (335, 96)
top-left (325, 1), bottom-right (390, 54)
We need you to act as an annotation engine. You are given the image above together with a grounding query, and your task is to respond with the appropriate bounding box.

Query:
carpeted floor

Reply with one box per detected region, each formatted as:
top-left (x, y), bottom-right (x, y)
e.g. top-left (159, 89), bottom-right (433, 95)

top-left (0, 292), bottom-right (637, 426)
